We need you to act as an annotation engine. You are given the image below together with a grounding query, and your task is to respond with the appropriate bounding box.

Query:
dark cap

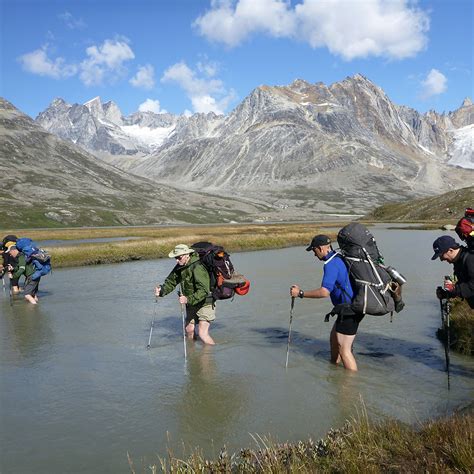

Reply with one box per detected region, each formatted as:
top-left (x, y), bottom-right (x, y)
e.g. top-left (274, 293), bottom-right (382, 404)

top-left (431, 235), bottom-right (459, 260)
top-left (306, 234), bottom-right (331, 251)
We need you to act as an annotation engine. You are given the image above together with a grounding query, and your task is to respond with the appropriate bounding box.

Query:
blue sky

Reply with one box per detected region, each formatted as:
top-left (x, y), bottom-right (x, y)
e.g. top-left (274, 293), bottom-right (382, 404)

top-left (1, 0), bottom-right (472, 119)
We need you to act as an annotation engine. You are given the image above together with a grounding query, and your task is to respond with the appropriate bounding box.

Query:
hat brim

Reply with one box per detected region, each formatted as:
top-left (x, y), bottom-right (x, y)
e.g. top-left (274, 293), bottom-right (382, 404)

top-left (431, 252), bottom-right (440, 260)
top-left (168, 249), bottom-right (194, 258)
top-left (305, 245), bottom-right (313, 251)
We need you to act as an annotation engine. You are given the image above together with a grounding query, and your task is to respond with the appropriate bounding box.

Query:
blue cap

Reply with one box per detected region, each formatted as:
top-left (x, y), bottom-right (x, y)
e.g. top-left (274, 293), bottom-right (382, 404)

top-left (431, 235), bottom-right (459, 260)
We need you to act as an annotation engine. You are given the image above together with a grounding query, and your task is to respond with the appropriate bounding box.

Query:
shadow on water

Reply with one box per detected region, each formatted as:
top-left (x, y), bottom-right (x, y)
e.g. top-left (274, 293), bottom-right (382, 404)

top-left (253, 326), bottom-right (474, 379)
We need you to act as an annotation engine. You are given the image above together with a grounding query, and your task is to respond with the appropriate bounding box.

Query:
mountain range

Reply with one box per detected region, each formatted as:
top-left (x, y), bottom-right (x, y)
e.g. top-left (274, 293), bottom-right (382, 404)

top-left (0, 98), bottom-right (264, 228)
top-left (36, 74), bottom-right (473, 218)
top-left (1, 74), bottom-right (472, 227)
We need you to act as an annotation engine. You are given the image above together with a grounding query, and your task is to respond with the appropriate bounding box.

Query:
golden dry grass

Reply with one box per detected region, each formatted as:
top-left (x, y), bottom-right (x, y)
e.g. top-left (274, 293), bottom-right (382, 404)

top-left (1, 222), bottom-right (346, 268)
top-left (136, 408), bottom-right (474, 473)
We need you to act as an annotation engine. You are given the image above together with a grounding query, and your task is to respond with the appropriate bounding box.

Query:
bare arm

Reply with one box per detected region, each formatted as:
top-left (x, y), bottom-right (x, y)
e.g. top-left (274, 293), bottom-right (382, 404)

top-left (290, 284), bottom-right (330, 299)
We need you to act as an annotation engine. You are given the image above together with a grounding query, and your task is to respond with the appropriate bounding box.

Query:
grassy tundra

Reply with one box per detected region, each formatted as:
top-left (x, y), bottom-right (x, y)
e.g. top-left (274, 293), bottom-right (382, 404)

top-left (1, 220), bottom-right (455, 268)
top-left (1, 222), bottom-right (349, 268)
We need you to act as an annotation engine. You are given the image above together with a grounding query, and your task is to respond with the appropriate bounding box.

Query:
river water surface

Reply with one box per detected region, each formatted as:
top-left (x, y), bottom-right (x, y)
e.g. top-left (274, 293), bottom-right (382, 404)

top-left (1, 228), bottom-right (473, 473)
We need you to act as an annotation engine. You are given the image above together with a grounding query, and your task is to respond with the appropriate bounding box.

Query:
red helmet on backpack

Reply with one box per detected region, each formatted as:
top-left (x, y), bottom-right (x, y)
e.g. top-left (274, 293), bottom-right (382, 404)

top-left (455, 208), bottom-right (474, 247)
top-left (235, 279), bottom-right (250, 296)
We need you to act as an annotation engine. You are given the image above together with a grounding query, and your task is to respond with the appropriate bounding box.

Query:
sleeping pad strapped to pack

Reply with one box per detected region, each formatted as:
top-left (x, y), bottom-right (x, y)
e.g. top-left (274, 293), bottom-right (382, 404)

top-left (329, 223), bottom-right (405, 318)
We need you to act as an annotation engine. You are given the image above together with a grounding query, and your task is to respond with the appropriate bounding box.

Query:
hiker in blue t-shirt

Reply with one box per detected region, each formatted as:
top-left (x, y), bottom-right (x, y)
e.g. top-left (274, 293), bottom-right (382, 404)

top-left (291, 234), bottom-right (364, 371)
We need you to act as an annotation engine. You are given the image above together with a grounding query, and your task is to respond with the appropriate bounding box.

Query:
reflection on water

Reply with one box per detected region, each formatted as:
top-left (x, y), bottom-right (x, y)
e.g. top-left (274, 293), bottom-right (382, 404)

top-left (174, 345), bottom-right (247, 450)
top-left (1, 227), bottom-right (473, 473)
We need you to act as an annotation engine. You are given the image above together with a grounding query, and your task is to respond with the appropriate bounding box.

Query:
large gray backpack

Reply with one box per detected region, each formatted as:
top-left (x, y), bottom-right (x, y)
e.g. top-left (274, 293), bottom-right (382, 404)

top-left (329, 223), bottom-right (400, 317)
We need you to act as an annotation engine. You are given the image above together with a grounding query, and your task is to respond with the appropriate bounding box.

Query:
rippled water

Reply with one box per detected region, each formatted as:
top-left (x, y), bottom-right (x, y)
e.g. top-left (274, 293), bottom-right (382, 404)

top-left (1, 227), bottom-right (473, 473)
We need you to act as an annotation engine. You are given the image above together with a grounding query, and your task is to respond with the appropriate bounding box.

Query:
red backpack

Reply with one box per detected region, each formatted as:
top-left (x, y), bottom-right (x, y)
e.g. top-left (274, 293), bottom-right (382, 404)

top-left (455, 208), bottom-right (474, 251)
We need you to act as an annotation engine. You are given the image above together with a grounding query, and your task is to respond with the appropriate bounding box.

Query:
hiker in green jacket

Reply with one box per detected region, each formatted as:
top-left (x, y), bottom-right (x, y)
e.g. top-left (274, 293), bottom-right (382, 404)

top-left (155, 244), bottom-right (216, 345)
top-left (6, 243), bottom-right (40, 304)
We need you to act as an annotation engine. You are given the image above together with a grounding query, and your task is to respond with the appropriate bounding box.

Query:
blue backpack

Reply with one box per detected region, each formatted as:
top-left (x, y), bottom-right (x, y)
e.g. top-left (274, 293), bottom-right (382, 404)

top-left (15, 238), bottom-right (52, 281)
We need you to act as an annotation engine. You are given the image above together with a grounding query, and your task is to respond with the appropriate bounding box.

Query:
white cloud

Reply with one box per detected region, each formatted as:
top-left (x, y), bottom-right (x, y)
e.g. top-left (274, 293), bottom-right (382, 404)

top-left (138, 98), bottom-right (167, 114)
top-left (130, 64), bottom-right (155, 89)
top-left (58, 11), bottom-right (86, 30)
top-left (18, 46), bottom-right (77, 79)
top-left (194, 0), bottom-right (429, 60)
top-left (194, 0), bottom-right (295, 47)
top-left (80, 39), bottom-right (135, 86)
top-left (161, 60), bottom-right (235, 114)
top-left (420, 69), bottom-right (447, 98)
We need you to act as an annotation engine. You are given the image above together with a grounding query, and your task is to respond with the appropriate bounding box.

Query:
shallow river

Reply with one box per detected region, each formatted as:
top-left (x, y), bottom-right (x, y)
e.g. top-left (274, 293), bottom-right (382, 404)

top-left (1, 228), bottom-right (473, 473)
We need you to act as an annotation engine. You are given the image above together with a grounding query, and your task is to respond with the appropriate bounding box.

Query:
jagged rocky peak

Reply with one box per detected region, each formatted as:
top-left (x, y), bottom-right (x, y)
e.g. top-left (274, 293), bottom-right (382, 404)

top-left (50, 97), bottom-right (68, 108)
top-left (287, 78), bottom-right (313, 92)
top-left (84, 96), bottom-right (104, 118)
top-left (449, 97), bottom-right (474, 128)
top-left (103, 100), bottom-right (123, 125)
top-left (0, 97), bottom-right (17, 111)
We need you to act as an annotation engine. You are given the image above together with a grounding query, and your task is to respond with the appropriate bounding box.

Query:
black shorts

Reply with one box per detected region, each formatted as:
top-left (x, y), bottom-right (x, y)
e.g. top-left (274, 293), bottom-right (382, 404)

top-left (335, 313), bottom-right (365, 336)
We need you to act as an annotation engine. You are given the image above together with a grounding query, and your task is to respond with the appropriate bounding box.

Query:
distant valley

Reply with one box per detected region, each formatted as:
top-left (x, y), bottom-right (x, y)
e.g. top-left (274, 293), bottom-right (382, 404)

top-left (1, 74), bottom-right (472, 227)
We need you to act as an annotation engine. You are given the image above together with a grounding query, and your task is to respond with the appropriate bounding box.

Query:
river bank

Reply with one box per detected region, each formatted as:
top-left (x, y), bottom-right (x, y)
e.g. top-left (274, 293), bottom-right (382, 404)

top-left (0, 220), bottom-right (447, 268)
top-left (438, 299), bottom-right (474, 355)
top-left (149, 407), bottom-right (473, 473)
top-left (2, 222), bottom-right (346, 268)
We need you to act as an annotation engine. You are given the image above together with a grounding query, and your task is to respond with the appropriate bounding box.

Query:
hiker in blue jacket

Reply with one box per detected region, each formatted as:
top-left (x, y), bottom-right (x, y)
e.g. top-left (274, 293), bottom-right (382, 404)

top-left (291, 234), bottom-right (363, 371)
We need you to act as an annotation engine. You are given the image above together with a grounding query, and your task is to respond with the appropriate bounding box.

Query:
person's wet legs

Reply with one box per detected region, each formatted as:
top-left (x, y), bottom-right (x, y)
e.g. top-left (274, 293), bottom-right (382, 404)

top-left (185, 321), bottom-right (196, 339)
top-left (336, 332), bottom-right (358, 371)
top-left (330, 324), bottom-right (342, 365)
top-left (198, 320), bottom-right (215, 345)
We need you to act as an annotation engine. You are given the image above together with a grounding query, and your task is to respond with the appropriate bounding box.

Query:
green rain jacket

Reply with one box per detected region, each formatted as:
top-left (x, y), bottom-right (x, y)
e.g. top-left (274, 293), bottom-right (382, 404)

top-left (160, 253), bottom-right (211, 307)
top-left (12, 253), bottom-right (36, 279)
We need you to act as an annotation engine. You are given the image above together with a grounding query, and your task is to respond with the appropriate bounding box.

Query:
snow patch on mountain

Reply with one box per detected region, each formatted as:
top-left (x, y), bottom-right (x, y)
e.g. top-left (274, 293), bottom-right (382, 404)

top-left (448, 124), bottom-right (474, 169)
top-left (121, 124), bottom-right (176, 147)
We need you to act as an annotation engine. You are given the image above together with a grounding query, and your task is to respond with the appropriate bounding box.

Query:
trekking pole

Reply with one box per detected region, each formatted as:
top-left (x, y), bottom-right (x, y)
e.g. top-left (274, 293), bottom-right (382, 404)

top-left (178, 289), bottom-right (187, 361)
top-left (8, 275), bottom-right (13, 307)
top-left (285, 296), bottom-right (296, 369)
top-left (439, 297), bottom-right (451, 390)
top-left (445, 299), bottom-right (451, 390)
top-left (147, 296), bottom-right (158, 350)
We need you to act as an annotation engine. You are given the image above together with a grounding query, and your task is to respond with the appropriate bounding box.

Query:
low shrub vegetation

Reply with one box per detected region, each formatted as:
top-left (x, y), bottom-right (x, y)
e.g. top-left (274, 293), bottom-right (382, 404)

top-left (131, 409), bottom-right (473, 473)
top-left (438, 299), bottom-right (474, 355)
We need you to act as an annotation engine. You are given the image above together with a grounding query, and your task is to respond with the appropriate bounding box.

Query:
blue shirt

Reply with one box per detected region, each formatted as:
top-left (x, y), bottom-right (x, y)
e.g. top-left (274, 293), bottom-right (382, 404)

top-left (321, 251), bottom-right (354, 306)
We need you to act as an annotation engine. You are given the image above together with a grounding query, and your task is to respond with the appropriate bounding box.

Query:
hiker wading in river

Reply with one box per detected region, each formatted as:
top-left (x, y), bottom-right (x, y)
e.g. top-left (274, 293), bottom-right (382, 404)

top-left (432, 235), bottom-right (474, 309)
top-left (290, 234), bottom-right (363, 371)
top-left (155, 244), bottom-right (216, 345)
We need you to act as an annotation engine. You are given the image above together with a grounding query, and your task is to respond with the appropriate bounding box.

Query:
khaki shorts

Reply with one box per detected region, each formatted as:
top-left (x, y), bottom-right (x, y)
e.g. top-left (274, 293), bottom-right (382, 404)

top-left (185, 303), bottom-right (216, 325)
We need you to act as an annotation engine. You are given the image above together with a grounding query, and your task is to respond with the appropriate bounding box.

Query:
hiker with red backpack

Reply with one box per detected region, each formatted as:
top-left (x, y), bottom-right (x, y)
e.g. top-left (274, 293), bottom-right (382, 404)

top-left (155, 244), bottom-right (216, 345)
